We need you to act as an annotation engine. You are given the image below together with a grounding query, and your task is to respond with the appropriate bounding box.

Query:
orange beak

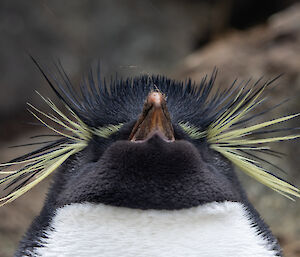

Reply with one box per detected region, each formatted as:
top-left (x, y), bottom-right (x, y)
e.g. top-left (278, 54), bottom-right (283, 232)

top-left (129, 91), bottom-right (175, 141)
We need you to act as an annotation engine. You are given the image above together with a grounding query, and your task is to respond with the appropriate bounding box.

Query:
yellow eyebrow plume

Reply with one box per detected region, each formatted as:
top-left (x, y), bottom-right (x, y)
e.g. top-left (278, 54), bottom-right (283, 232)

top-left (0, 93), bottom-right (122, 206)
top-left (206, 84), bottom-right (300, 200)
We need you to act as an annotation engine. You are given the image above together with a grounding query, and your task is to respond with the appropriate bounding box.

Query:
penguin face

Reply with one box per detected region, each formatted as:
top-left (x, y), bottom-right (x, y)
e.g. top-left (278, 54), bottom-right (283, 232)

top-left (53, 116), bottom-right (242, 210)
top-left (49, 76), bottom-right (246, 210)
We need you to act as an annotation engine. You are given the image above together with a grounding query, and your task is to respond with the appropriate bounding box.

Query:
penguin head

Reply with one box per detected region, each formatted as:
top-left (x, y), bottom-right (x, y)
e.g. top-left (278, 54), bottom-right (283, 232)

top-left (50, 85), bottom-right (244, 210)
top-left (0, 62), bottom-right (299, 210)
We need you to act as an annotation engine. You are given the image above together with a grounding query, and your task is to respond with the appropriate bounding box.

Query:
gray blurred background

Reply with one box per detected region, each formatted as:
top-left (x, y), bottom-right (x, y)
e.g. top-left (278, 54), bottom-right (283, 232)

top-left (0, 1), bottom-right (300, 256)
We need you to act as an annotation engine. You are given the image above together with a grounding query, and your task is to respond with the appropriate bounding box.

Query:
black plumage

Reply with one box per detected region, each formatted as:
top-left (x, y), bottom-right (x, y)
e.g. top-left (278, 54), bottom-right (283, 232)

top-left (1, 59), bottom-right (299, 256)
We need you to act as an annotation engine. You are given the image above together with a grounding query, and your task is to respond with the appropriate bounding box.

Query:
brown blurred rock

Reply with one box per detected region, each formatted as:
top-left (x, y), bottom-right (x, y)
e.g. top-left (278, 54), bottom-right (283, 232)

top-left (0, 0), bottom-right (212, 139)
top-left (175, 3), bottom-right (300, 252)
top-left (281, 239), bottom-right (300, 257)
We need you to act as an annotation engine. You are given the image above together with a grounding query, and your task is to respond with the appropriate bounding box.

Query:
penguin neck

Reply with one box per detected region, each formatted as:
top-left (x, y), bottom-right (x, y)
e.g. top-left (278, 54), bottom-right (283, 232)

top-left (32, 201), bottom-right (280, 257)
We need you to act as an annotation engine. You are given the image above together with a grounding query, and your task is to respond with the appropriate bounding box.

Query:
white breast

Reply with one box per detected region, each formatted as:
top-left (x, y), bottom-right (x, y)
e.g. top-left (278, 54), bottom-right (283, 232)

top-left (35, 201), bottom-right (277, 257)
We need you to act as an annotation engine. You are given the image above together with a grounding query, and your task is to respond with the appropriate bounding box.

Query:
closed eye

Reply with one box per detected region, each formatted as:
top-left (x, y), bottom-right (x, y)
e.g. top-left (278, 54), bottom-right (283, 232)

top-left (93, 123), bottom-right (124, 138)
top-left (178, 121), bottom-right (206, 139)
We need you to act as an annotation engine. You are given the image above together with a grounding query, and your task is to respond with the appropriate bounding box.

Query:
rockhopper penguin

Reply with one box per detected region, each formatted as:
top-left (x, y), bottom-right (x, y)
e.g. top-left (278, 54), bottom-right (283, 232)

top-left (0, 60), bottom-right (299, 257)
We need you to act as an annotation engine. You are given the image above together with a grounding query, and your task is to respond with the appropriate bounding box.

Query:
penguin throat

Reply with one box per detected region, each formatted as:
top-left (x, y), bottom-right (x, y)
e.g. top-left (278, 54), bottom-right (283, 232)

top-left (34, 201), bottom-right (279, 257)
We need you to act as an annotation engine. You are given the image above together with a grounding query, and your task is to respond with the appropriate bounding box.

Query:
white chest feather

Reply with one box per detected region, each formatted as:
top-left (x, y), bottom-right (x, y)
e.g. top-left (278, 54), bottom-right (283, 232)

top-left (35, 202), bottom-right (277, 257)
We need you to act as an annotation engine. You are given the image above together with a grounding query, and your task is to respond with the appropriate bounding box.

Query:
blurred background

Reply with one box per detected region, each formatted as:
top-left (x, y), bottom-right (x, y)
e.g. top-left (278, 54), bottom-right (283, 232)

top-left (0, 0), bottom-right (300, 256)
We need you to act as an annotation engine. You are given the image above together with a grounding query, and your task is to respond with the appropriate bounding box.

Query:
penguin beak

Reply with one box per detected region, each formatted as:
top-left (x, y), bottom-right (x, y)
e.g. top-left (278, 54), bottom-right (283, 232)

top-left (129, 91), bottom-right (175, 142)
